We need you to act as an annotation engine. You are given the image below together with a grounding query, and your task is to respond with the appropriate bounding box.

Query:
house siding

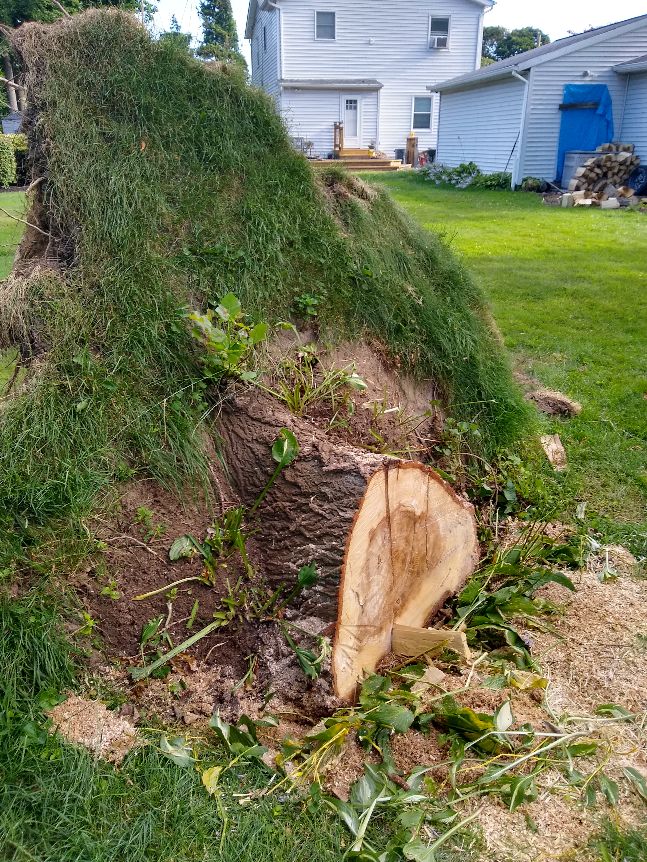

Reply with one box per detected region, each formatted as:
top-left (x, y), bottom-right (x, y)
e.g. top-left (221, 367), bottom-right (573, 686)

top-left (519, 23), bottom-right (647, 180)
top-left (250, 6), bottom-right (281, 101)
top-left (281, 88), bottom-right (379, 154)
top-left (619, 72), bottom-right (647, 164)
top-left (437, 76), bottom-right (526, 172)
top-left (272, 0), bottom-right (485, 156)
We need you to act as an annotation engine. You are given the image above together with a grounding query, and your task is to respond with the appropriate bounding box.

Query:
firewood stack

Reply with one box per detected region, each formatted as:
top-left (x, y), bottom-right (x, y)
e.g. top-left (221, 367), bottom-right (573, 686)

top-left (568, 143), bottom-right (640, 194)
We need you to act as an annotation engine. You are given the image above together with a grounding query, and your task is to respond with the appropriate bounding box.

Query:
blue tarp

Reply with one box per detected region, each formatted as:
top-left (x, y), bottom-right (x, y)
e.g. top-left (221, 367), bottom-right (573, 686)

top-left (556, 83), bottom-right (614, 180)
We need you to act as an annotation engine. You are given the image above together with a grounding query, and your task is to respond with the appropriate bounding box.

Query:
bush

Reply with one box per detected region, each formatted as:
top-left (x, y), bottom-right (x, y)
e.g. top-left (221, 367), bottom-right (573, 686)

top-left (421, 161), bottom-right (481, 188)
top-left (521, 176), bottom-right (543, 193)
top-left (2, 133), bottom-right (27, 184)
top-left (421, 163), bottom-right (512, 191)
top-left (0, 135), bottom-right (17, 187)
top-left (468, 171), bottom-right (511, 190)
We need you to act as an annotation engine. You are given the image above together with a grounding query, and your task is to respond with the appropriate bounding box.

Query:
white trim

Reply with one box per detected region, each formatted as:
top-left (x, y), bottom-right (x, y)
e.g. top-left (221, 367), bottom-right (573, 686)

top-left (411, 95), bottom-right (433, 131)
top-left (510, 70), bottom-right (530, 188)
top-left (428, 14), bottom-right (451, 50)
top-left (314, 9), bottom-right (336, 41)
top-left (474, 9), bottom-right (485, 71)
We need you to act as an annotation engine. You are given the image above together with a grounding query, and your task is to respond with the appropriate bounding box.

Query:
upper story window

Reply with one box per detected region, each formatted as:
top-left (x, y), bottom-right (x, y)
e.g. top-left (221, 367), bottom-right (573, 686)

top-left (429, 17), bottom-right (450, 49)
top-left (263, 25), bottom-right (267, 51)
top-left (412, 96), bottom-right (433, 130)
top-left (315, 11), bottom-right (336, 41)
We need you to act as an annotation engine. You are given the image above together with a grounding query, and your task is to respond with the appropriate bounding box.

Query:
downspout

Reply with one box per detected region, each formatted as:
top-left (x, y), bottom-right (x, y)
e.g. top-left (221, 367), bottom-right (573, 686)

top-left (619, 73), bottom-right (630, 140)
top-left (510, 69), bottom-right (529, 189)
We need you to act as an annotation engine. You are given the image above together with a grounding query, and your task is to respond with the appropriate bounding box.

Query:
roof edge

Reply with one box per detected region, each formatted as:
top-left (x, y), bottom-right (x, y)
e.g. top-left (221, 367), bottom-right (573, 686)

top-left (431, 13), bottom-right (647, 93)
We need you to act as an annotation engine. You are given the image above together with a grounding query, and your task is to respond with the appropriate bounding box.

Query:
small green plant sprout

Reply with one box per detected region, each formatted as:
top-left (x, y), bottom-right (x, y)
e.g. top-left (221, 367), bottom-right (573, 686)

top-left (135, 506), bottom-right (165, 541)
top-left (100, 579), bottom-right (121, 600)
top-left (281, 623), bottom-right (331, 681)
top-left (72, 611), bottom-right (97, 637)
top-left (294, 292), bottom-right (321, 318)
top-left (250, 428), bottom-right (299, 514)
top-left (258, 562), bottom-right (319, 617)
top-left (188, 293), bottom-right (268, 382)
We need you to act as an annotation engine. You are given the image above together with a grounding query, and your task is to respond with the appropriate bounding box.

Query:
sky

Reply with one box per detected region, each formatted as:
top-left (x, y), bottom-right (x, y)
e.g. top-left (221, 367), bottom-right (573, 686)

top-left (154, 0), bottom-right (647, 62)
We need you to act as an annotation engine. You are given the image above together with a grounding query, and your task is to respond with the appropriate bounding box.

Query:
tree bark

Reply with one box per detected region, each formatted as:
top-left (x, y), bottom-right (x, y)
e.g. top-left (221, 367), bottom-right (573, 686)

top-left (2, 54), bottom-right (18, 112)
top-left (216, 387), bottom-right (393, 619)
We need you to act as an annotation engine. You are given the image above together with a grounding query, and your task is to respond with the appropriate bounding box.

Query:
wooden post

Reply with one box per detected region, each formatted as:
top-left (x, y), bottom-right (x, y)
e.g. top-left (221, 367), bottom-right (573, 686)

top-left (334, 122), bottom-right (344, 158)
top-left (406, 132), bottom-right (418, 166)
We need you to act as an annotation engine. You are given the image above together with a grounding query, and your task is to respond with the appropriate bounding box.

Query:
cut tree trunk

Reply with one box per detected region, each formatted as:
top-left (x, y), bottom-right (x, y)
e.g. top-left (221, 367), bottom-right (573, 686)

top-left (216, 388), bottom-right (479, 702)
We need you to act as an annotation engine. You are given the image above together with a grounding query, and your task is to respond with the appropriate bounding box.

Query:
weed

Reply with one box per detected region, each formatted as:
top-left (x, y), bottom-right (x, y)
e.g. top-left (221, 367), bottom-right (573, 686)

top-left (99, 579), bottom-right (121, 600)
top-left (188, 292), bottom-right (269, 383)
top-left (294, 292), bottom-right (322, 319)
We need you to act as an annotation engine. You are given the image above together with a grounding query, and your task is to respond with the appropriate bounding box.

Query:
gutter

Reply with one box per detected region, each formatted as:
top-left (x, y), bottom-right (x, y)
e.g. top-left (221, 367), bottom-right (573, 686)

top-left (510, 70), bottom-right (529, 189)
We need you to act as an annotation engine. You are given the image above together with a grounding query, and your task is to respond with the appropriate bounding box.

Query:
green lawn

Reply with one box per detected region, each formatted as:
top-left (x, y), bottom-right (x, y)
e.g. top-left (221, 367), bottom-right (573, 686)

top-left (368, 174), bottom-right (647, 549)
top-left (0, 193), bottom-right (26, 393)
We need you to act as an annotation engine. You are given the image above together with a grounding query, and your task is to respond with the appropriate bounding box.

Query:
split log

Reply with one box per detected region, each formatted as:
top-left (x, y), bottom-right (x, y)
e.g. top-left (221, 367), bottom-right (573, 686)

top-left (216, 388), bottom-right (479, 702)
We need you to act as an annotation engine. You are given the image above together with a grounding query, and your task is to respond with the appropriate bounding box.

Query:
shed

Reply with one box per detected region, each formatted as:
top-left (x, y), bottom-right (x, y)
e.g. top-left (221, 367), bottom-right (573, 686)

top-left (432, 14), bottom-right (647, 186)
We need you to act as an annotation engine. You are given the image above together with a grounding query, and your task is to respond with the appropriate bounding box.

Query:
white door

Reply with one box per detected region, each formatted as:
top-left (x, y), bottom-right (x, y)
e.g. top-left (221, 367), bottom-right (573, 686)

top-left (342, 96), bottom-right (361, 148)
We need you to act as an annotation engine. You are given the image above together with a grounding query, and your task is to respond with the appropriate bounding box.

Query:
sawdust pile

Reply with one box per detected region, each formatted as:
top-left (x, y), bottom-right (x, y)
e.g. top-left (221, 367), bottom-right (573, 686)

top-left (48, 694), bottom-right (138, 764)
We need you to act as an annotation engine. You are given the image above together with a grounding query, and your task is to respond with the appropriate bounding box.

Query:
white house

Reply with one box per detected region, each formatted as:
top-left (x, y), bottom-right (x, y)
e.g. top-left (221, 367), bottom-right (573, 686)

top-left (433, 14), bottom-right (647, 187)
top-left (245, 0), bottom-right (493, 159)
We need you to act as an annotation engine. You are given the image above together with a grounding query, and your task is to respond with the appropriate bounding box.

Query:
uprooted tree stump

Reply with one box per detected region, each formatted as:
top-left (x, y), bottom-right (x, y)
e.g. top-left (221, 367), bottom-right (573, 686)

top-left (217, 389), bottom-right (479, 702)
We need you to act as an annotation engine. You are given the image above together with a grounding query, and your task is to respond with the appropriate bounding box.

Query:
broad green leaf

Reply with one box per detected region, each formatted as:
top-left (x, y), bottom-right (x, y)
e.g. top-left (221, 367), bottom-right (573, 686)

top-left (140, 615), bottom-right (163, 645)
top-left (494, 700), bottom-right (514, 733)
top-left (325, 797), bottom-right (360, 836)
top-left (249, 322), bottom-right (269, 344)
top-left (215, 293), bottom-right (242, 321)
top-left (403, 838), bottom-right (435, 861)
top-left (209, 712), bottom-right (231, 747)
top-left (566, 742), bottom-right (598, 758)
top-left (623, 767), bottom-right (647, 802)
top-left (159, 735), bottom-right (194, 767)
top-left (347, 373), bottom-right (368, 391)
top-left (351, 773), bottom-right (380, 809)
top-left (297, 562), bottom-right (318, 589)
top-left (399, 807), bottom-right (425, 829)
top-left (201, 765), bottom-right (222, 795)
top-left (359, 675), bottom-right (391, 706)
top-left (594, 703), bottom-right (632, 719)
top-left (169, 535), bottom-right (194, 561)
top-left (370, 703), bottom-right (416, 733)
top-left (598, 773), bottom-right (619, 806)
top-left (583, 784), bottom-right (597, 807)
top-left (271, 428), bottom-right (299, 467)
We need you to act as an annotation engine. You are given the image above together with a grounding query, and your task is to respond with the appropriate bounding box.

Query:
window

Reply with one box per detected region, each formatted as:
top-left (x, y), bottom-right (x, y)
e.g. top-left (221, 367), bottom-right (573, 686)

top-left (263, 25), bottom-right (267, 51)
top-left (429, 16), bottom-right (450, 49)
top-left (315, 11), bottom-right (336, 40)
top-left (412, 96), bottom-right (433, 130)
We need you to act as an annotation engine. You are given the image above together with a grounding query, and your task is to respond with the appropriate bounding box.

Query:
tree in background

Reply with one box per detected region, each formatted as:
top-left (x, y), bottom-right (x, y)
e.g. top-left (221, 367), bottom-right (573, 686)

top-left (159, 14), bottom-right (192, 54)
top-left (482, 25), bottom-right (551, 64)
top-left (197, 0), bottom-right (246, 69)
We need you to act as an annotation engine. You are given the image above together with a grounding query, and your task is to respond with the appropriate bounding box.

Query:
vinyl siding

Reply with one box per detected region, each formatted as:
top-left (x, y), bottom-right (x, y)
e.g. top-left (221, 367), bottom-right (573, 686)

top-left (437, 76), bottom-right (525, 172)
top-left (620, 72), bottom-right (647, 163)
top-left (250, 6), bottom-right (281, 100)
top-left (250, 0), bottom-right (485, 156)
top-left (281, 88), bottom-right (378, 155)
top-left (520, 23), bottom-right (647, 180)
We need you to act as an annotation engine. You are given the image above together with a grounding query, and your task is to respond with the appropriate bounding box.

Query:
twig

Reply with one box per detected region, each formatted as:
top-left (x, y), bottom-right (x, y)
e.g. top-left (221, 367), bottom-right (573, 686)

top-left (26, 176), bottom-right (45, 194)
top-left (50, 0), bottom-right (71, 17)
top-left (0, 76), bottom-right (26, 93)
top-left (103, 533), bottom-right (164, 559)
top-left (0, 205), bottom-right (51, 237)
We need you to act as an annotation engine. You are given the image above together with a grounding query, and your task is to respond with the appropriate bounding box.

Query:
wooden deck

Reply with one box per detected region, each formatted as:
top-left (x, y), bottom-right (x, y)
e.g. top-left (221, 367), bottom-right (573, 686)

top-left (311, 149), bottom-right (407, 172)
